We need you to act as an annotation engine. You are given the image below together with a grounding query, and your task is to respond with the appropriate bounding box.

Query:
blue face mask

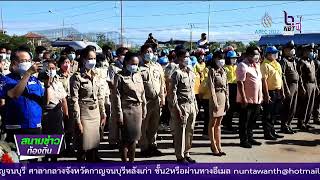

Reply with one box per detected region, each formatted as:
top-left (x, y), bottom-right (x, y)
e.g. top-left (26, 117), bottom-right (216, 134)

top-left (127, 65), bottom-right (138, 73)
top-left (308, 52), bottom-right (315, 60)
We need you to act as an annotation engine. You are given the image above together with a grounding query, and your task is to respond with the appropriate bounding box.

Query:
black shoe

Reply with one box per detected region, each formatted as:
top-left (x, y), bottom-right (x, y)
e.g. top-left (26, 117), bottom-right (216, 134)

top-left (185, 157), bottom-right (196, 163)
top-left (240, 142), bottom-right (252, 148)
top-left (280, 127), bottom-right (294, 134)
top-left (264, 133), bottom-right (277, 140)
top-left (219, 151), bottom-right (227, 156)
top-left (288, 126), bottom-right (297, 133)
top-left (314, 121), bottom-right (320, 125)
top-left (298, 124), bottom-right (310, 132)
top-left (273, 132), bottom-right (284, 138)
top-left (150, 148), bottom-right (164, 157)
top-left (140, 150), bottom-right (151, 157)
top-left (249, 139), bottom-right (262, 146)
top-left (212, 152), bottom-right (223, 156)
top-left (306, 124), bottom-right (315, 129)
top-left (177, 158), bottom-right (189, 164)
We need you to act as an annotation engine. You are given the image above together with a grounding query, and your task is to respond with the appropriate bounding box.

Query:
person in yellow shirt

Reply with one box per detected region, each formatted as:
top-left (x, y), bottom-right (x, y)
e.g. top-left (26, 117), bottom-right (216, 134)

top-left (222, 50), bottom-right (238, 133)
top-left (261, 46), bottom-right (285, 140)
top-left (194, 51), bottom-right (207, 123)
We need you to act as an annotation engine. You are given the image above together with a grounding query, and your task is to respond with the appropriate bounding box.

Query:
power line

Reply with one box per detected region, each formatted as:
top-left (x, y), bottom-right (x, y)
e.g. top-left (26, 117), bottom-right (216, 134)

top-left (21, 1), bottom-right (104, 15)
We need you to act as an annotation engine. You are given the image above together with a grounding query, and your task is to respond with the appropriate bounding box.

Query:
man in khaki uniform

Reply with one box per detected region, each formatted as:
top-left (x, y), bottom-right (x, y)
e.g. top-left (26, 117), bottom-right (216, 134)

top-left (170, 48), bottom-right (198, 164)
top-left (297, 43), bottom-right (318, 131)
top-left (139, 44), bottom-right (166, 157)
top-left (107, 47), bottom-right (128, 147)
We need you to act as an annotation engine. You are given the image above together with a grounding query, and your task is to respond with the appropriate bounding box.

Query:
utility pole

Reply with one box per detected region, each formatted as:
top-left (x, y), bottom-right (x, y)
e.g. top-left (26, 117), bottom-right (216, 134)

top-left (189, 23), bottom-right (195, 50)
top-left (208, 3), bottom-right (210, 43)
top-left (62, 18), bottom-right (65, 38)
top-left (1, 8), bottom-right (4, 34)
top-left (120, 0), bottom-right (123, 47)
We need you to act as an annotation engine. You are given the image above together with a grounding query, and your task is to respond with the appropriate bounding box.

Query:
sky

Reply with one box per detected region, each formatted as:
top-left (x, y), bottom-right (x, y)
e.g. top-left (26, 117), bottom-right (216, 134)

top-left (1, 0), bottom-right (320, 45)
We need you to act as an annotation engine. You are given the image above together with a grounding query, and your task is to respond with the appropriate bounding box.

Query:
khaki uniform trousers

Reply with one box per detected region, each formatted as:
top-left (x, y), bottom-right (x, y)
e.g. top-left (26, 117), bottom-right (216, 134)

top-left (171, 101), bottom-right (197, 160)
top-left (139, 98), bottom-right (161, 151)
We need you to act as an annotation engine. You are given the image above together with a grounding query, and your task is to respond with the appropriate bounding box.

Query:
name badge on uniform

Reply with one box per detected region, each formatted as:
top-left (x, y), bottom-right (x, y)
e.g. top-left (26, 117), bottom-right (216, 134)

top-left (28, 81), bottom-right (37, 85)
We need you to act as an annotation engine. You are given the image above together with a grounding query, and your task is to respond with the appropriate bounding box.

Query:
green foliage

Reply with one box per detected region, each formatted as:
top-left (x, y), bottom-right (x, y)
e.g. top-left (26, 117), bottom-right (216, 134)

top-left (0, 33), bottom-right (29, 50)
top-left (249, 41), bottom-right (259, 47)
top-left (97, 33), bottom-right (117, 50)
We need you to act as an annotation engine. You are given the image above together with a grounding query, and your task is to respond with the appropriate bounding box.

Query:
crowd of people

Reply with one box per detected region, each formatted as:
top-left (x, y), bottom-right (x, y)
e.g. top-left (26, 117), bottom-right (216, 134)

top-left (0, 33), bottom-right (319, 164)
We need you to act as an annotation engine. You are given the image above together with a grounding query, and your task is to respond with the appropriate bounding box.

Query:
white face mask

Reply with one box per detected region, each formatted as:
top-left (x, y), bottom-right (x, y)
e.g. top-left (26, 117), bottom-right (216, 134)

top-left (47, 69), bottom-right (57, 78)
top-left (183, 57), bottom-right (190, 66)
top-left (230, 58), bottom-right (237, 64)
top-left (271, 53), bottom-right (278, 60)
top-left (67, 54), bottom-right (76, 61)
top-left (85, 59), bottom-right (96, 69)
top-left (39, 53), bottom-right (44, 59)
top-left (216, 59), bottom-right (225, 67)
top-left (127, 64), bottom-right (138, 73)
top-left (18, 62), bottom-right (32, 74)
top-left (289, 49), bottom-right (295, 56)
top-left (6, 54), bottom-right (10, 61)
top-left (0, 53), bottom-right (6, 60)
top-left (144, 53), bottom-right (154, 62)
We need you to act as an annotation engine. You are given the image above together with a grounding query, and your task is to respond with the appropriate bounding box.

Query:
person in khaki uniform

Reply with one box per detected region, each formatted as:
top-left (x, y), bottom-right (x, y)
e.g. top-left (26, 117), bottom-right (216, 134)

top-left (208, 50), bottom-right (229, 156)
top-left (113, 52), bottom-right (146, 162)
top-left (57, 56), bottom-right (75, 155)
top-left (139, 44), bottom-right (166, 157)
top-left (70, 47), bottom-right (106, 162)
top-left (61, 47), bottom-right (79, 75)
top-left (96, 53), bottom-right (111, 141)
top-left (297, 43), bottom-right (318, 131)
top-left (42, 60), bottom-right (68, 162)
top-left (107, 47), bottom-right (128, 148)
top-left (170, 48), bottom-right (198, 164)
top-left (280, 41), bottom-right (299, 134)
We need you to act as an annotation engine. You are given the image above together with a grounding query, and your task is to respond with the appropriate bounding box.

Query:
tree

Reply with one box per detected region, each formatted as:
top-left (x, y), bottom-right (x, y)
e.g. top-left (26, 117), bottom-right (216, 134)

top-left (249, 41), bottom-right (259, 47)
top-left (0, 34), bottom-right (29, 50)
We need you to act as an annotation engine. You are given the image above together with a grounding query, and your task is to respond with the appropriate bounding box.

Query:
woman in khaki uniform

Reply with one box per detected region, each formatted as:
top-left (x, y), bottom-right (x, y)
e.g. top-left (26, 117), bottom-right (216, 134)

top-left (208, 50), bottom-right (229, 156)
top-left (113, 52), bottom-right (146, 162)
top-left (70, 47), bottom-right (106, 162)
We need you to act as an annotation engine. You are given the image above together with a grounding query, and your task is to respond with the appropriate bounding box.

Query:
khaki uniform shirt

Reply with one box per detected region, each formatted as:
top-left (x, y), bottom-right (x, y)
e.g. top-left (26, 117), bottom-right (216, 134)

top-left (140, 62), bottom-right (166, 102)
top-left (113, 71), bottom-right (146, 123)
top-left (70, 69), bottom-right (106, 123)
top-left (170, 66), bottom-right (198, 111)
top-left (46, 76), bottom-right (67, 109)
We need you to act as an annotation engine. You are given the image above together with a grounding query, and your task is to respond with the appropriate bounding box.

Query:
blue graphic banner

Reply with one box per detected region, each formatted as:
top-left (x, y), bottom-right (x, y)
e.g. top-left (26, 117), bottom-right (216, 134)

top-left (0, 163), bottom-right (319, 180)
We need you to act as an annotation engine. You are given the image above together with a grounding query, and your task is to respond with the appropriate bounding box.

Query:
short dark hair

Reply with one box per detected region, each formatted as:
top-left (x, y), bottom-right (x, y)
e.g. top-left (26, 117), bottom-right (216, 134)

top-left (46, 59), bottom-right (57, 66)
top-left (58, 55), bottom-right (69, 68)
top-left (86, 45), bottom-right (96, 51)
top-left (64, 46), bottom-right (75, 54)
top-left (246, 46), bottom-right (260, 56)
top-left (81, 47), bottom-right (95, 59)
top-left (116, 47), bottom-right (128, 56)
top-left (102, 45), bottom-right (112, 53)
top-left (11, 45), bottom-right (32, 62)
top-left (35, 46), bottom-right (46, 54)
top-left (140, 44), bottom-right (153, 54)
top-left (0, 44), bottom-right (6, 51)
top-left (176, 48), bottom-right (188, 58)
top-left (96, 53), bottom-right (106, 68)
top-left (123, 51), bottom-right (139, 67)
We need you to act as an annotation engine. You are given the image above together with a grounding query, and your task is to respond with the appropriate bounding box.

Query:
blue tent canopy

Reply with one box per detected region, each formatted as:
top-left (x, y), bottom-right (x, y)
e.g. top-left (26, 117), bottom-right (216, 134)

top-left (258, 33), bottom-right (320, 46)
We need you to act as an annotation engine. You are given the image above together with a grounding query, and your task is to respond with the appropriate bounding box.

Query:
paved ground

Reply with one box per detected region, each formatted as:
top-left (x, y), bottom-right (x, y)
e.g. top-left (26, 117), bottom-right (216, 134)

top-left (60, 117), bottom-right (320, 163)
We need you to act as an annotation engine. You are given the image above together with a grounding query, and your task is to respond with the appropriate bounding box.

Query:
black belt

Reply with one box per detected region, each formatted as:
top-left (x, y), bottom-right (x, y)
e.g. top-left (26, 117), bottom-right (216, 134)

top-left (88, 105), bottom-right (97, 110)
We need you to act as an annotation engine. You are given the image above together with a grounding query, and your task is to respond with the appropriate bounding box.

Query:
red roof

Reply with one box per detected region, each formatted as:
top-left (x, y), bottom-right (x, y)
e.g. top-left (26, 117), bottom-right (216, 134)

top-left (23, 32), bottom-right (44, 39)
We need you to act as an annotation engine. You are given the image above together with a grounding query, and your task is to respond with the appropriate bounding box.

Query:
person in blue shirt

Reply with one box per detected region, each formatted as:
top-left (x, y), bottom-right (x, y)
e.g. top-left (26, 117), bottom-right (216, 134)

top-left (0, 46), bottom-right (44, 143)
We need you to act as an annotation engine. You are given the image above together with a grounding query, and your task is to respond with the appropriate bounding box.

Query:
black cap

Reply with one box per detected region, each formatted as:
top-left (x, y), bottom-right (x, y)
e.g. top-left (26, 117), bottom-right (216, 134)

top-left (284, 40), bottom-right (295, 49)
top-left (201, 33), bottom-right (206, 36)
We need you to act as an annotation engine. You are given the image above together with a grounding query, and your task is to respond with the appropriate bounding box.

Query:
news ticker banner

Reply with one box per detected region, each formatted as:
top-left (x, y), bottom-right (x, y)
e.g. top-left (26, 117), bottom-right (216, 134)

top-left (14, 135), bottom-right (64, 161)
top-left (0, 163), bottom-right (319, 180)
